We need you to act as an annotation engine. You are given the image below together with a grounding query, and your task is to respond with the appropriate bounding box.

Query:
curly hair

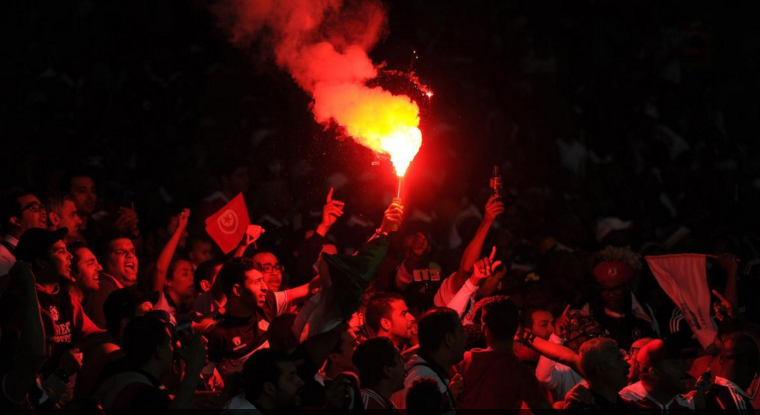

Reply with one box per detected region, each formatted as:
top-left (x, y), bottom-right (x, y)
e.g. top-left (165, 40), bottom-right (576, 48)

top-left (595, 246), bottom-right (642, 271)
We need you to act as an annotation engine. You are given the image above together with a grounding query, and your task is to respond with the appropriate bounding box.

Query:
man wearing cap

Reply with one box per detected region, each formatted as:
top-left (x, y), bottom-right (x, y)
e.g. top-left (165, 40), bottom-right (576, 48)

top-left (0, 228), bottom-right (104, 405)
top-left (619, 338), bottom-right (697, 412)
top-left (583, 258), bottom-right (660, 350)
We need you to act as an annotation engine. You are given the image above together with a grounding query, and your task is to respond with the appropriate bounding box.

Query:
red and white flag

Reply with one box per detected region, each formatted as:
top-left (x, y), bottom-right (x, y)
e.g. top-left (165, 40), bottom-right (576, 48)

top-left (205, 193), bottom-right (250, 254)
top-left (645, 254), bottom-right (717, 348)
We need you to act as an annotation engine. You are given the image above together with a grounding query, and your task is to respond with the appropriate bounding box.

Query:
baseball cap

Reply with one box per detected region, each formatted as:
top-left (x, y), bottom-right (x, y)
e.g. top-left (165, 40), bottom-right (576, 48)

top-left (15, 227), bottom-right (68, 263)
top-left (595, 217), bottom-right (632, 243)
top-left (593, 261), bottom-right (634, 285)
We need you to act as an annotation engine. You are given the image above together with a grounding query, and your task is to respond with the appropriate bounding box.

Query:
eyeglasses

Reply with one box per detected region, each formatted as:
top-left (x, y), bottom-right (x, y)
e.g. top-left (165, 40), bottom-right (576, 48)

top-left (255, 263), bottom-right (284, 273)
top-left (21, 203), bottom-right (46, 213)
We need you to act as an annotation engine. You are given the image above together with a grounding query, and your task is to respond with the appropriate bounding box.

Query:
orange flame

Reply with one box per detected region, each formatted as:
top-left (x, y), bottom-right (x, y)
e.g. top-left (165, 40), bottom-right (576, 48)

top-left (313, 83), bottom-right (422, 177)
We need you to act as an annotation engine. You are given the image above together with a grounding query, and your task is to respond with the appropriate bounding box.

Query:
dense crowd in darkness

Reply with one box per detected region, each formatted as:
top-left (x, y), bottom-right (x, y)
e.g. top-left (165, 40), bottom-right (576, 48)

top-left (2, 0), bottom-right (760, 412)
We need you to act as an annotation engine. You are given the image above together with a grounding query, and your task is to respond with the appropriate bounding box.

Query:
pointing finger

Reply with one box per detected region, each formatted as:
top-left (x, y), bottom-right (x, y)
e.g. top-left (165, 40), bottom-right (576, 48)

top-left (326, 187), bottom-right (334, 203)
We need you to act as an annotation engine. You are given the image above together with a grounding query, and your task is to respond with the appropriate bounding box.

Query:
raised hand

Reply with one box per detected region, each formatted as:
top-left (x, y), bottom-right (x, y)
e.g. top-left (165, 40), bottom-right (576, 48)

top-left (378, 200), bottom-right (404, 235)
top-left (177, 208), bottom-right (190, 231)
top-left (470, 246), bottom-right (503, 285)
top-left (483, 195), bottom-right (505, 224)
top-left (243, 224), bottom-right (265, 246)
top-left (712, 289), bottom-right (735, 322)
top-left (318, 188), bottom-right (345, 236)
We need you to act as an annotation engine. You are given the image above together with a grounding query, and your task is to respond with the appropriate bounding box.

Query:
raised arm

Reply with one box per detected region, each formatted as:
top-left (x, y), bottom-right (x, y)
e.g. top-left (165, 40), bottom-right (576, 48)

top-left (450, 196), bottom-right (504, 293)
top-left (151, 208), bottom-right (189, 293)
top-left (447, 248), bottom-right (502, 317)
top-left (296, 188), bottom-right (344, 283)
top-left (3, 262), bottom-right (47, 404)
top-left (284, 276), bottom-right (320, 305)
top-left (517, 309), bottom-right (582, 376)
top-left (231, 225), bottom-right (265, 258)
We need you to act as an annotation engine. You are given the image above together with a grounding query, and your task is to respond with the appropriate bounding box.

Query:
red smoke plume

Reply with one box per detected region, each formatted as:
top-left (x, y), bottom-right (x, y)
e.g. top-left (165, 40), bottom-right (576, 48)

top-left (214, 0), bottom-right (422, 177)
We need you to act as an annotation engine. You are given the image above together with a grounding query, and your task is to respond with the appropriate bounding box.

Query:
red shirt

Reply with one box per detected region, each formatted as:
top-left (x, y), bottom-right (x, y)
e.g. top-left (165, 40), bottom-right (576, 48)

top-left (455, 347), bottom-right (548, 410)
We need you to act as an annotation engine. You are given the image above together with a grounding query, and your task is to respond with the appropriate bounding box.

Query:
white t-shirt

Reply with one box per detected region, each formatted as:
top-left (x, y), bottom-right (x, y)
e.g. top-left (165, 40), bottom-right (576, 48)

top-left (534, 334), bottom-right (586, 402)
top-left (434, 273), bottom-right (479, 325)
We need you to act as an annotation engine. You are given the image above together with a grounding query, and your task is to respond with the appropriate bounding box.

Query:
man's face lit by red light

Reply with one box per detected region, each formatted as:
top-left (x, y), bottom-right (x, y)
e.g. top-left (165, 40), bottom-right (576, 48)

top-left (254, 252), bottom-right (283, 292)
top-left (70, 176), bottom-right (97, 215)
top-left (599, 282), bottom-right (628, 313)
top-left (50, 200), bottom-right (83, 239)
top-left (528, 310), bottom-right (554, 340)
top-left (72, 247), bottom-right (102, 293)
top-left (106, 238), bottom-right (138, 287)
top-left (15, 194), bottom-right (48, 232)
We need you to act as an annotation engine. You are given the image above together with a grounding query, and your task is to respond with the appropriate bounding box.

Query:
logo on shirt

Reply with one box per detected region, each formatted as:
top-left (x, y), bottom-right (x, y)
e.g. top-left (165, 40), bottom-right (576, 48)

top-left (231, 336), bottom-right (248, 351)
top-left (49, 306), bottom-right (59, 322)
top-left (218, 210), bottom-right (239, 235)
top-left (258, 319), bottom-right (269, 331)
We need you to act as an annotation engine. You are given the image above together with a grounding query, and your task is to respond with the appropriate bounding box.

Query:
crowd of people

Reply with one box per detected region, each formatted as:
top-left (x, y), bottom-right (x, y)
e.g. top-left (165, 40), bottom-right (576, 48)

top-left (0, 170), bottom-right (758, 412)
top-left (3, 0), bottom-right (760, 413)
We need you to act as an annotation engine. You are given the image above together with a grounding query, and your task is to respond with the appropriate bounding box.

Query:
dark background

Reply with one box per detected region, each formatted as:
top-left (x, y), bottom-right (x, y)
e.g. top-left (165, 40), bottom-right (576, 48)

top-left (2, 0), bottom-right (760, 267)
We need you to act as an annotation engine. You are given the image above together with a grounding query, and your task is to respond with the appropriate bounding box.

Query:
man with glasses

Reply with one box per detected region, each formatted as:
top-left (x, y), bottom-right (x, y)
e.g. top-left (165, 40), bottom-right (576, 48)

top-left (0, 191), bottom-right (48, 278)
top-left (252, 251), bottom-right (286, 291)
top-left (250, 250), bottom-right (319, 314)
top-left (625, 338), bottom-right (655, 384)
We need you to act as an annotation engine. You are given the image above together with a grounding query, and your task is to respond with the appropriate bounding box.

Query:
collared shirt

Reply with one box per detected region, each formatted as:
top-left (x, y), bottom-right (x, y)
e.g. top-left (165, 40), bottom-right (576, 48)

top-left (619, 381), bottom-right (694, 414)
top-left (706, 376), bottom-right (754, 414)
top-left (0, 234), bottom-right (19, 277)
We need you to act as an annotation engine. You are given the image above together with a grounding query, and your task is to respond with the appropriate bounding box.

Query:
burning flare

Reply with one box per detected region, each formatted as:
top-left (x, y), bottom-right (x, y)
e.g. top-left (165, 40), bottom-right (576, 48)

top-left (312, 83), bottom-right (421, 177)
top-left (213, 0), bottom-right (422, 177)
